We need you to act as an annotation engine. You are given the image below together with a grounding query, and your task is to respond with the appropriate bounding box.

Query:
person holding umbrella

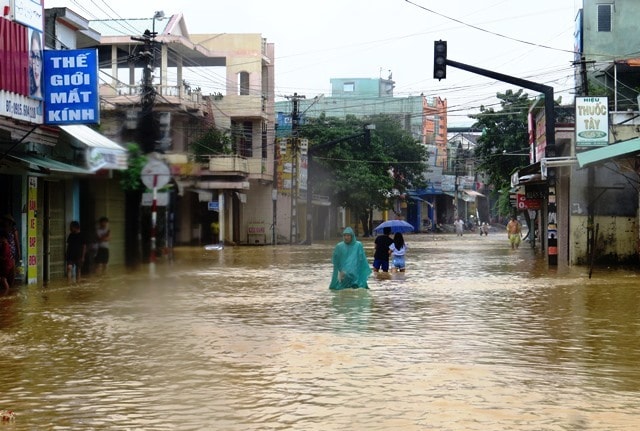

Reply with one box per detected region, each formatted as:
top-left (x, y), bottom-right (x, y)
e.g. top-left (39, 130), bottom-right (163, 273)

top-left (372, 226), bottom-right (394, 273)
top-left (329, 227), bottom-right (371, 290)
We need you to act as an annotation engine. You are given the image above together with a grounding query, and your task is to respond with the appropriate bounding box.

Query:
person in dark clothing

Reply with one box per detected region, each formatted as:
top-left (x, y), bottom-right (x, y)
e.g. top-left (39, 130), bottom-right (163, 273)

top-left (0, 215), bottom-right (19, 290)
top-left (372, 226), bottom-right (394, 272)
top-left (66, 221), bottom-right (86, 283)
top-left (0, 235), bottom-right (14, 293)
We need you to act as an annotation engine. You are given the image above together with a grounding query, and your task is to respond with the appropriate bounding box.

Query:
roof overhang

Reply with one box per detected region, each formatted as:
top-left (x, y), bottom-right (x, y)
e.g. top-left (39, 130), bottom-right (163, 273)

top-left (463, 190), bottom-right (485, 198)
top-left (511, 162), bottom-right (545, 187)
top-left (7, 153), bottom-right (93, 176)
top-left (576, 138), bottom-right (640, 168)
top-left (444, 191), bottom-right (476, 202)
top-left (59, 125), bottom-right (128, 171)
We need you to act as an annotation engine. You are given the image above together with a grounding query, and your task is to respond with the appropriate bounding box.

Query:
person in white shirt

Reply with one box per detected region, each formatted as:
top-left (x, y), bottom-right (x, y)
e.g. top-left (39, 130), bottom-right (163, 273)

top-left (454, 217), bottom-right (465, 236)
top-left (389, 232), bottom-right (408, 272)
top-left (95, 217), bottom-right (111, 274)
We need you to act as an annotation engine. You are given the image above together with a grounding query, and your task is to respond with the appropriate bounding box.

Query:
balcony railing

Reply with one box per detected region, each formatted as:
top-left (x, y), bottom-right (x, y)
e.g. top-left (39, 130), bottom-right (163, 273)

top-left (208, 155), bottom-right (248, 174)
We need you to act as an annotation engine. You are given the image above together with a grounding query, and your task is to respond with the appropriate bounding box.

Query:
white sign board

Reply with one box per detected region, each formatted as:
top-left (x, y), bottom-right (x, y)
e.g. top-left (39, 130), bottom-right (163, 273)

top-left (575, 96), bottom-right (609, 147)
top-left (141, 159), bottom-right (171, 189)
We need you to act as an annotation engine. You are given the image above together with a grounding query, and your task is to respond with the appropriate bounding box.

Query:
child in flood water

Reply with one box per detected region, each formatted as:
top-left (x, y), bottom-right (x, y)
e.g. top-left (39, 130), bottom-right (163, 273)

top-left (389, 232), bottom-right (408, 272)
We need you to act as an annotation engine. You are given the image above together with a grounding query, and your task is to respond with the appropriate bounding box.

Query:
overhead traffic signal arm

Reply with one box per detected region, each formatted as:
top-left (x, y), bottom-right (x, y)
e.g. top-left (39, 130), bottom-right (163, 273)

top-left (432, 40), bottom-right (555, 151)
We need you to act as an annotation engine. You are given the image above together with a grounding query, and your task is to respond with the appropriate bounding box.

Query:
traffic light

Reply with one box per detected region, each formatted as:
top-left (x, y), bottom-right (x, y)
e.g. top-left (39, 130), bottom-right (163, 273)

top-left (433, 40), bottom-right (447, 80)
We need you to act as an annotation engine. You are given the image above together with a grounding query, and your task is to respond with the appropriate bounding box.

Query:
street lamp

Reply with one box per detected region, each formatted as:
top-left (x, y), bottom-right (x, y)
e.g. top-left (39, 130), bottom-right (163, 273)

top-left (502, 149), bottom-right (529, 156)
top-left (152, 11), bottom-right (165, 37)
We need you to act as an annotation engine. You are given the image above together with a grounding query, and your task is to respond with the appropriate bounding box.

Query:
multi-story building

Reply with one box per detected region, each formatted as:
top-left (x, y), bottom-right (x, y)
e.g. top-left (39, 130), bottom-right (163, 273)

top-left (512, 0), bottom-right (640, 267)
top-left (85, 13), bottom-right (276, 247)
top-left (1, 6), bottom-right (278, 286)
top-left (570, 0), bottom-right (640, 265)
top-left (1, 6), bottom-right (130, 284)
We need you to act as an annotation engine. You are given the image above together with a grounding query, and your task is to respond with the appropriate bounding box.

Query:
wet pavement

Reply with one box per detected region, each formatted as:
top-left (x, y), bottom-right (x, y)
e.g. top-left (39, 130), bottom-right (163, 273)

top-left (0, 231), bottom-right (639, 430)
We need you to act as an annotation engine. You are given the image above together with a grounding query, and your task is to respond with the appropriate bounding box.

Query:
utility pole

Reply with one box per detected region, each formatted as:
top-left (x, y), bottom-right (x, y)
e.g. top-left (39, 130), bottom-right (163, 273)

top-left (577, 56), bottom-right (597, 266)
top-left (285, 93), bottom-right (305, 244)
top-left (131, 25), bottom-right (160, 264)
top-left (131, 29), bottom-right (160, 153)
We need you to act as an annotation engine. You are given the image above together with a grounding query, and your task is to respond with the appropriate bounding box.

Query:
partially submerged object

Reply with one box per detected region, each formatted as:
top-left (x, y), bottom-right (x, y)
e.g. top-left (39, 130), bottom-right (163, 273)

top-left (1, 410), bottom-right (15, 421)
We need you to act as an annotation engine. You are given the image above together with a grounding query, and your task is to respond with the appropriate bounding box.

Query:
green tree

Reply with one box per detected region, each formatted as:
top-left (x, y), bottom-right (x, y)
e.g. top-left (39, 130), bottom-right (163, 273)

top-left (190, 127), bottom-right (232, 162)
top-left (300, 113), bottom-right (428, 235)
top-left (470, 89), bottom-right (531, 217)
top-left (119, 143), bottom-right (147, 191)
top-left (119, 143), bottom-right (147, 268)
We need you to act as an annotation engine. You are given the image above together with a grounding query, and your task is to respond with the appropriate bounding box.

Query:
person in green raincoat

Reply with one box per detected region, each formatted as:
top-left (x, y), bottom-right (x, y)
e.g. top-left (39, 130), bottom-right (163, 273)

top-left (329, 227), bottom-right (372, 290)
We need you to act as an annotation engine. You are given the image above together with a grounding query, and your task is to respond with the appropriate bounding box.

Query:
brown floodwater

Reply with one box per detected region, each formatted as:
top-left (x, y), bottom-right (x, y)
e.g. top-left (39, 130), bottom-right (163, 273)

top-left (0, 232), bottom-right (639, 430)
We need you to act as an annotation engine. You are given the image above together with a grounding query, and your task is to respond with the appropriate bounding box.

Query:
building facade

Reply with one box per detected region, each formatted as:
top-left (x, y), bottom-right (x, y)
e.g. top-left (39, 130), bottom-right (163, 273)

top-left (87, 13), bottom-right (276, 247)
top-left (1, 6), bottom-right (129, 285)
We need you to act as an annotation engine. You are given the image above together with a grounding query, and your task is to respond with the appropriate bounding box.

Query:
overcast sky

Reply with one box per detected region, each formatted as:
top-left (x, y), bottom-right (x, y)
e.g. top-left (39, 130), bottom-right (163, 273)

top-left (48, 0), bottom-right (582, 126)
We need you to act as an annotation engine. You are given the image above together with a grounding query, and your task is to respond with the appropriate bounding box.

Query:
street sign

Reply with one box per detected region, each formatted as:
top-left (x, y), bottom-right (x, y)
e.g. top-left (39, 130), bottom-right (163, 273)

top-left (141, 159), bottom-right (171, 189)
top-left (208, 201), bottom-right (219, 211)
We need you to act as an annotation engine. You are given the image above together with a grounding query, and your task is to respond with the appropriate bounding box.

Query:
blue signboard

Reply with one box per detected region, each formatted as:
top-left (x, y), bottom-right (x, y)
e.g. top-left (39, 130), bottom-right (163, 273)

top-left (208, 201), bottom-right (219, 211)
top-left (43, 49), bottom-right (99, 125)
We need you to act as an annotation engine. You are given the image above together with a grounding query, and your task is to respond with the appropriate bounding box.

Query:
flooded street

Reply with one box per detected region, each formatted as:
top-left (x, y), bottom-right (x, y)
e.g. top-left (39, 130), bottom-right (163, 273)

top-left (1, 232), bottom-right (639, 430)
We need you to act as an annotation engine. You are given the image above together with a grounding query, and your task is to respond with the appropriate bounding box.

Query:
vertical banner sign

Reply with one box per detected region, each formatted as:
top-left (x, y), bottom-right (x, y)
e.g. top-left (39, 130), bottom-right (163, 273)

top-left (43, 49), bottom-right (100, 125)
top-left (27, 176), bottom-right (38, 284)
top-left (547, 176), bottom-right (558, 266)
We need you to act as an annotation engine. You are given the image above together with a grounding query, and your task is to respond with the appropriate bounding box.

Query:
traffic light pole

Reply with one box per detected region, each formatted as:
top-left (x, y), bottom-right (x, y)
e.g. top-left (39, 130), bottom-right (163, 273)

top-left (444, 59), bottom-right (555, 153)
top-left (441, 56), bottom-right (558, 266)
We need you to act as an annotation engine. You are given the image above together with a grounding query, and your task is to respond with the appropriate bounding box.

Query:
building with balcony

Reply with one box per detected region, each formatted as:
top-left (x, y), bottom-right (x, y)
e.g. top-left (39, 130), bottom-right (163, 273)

top-left (1, 7), bottom-right (133, 284)
top-left (81, 13), bottom-right (276, 246)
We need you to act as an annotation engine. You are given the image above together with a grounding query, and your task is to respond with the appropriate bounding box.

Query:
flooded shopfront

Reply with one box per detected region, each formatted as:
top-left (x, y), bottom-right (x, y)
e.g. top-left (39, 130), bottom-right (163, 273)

top-left (0, 232), bottom-right (638, 430)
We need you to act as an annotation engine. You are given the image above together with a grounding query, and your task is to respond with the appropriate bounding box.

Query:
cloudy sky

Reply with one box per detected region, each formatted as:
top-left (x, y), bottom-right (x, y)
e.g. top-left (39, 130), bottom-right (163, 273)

top-left (48, 0), bottom-right (582, 126)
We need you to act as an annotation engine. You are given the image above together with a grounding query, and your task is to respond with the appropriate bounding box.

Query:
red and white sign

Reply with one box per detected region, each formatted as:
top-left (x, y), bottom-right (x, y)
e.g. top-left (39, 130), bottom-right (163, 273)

top-left (517, 194), bottom-right (541, 210)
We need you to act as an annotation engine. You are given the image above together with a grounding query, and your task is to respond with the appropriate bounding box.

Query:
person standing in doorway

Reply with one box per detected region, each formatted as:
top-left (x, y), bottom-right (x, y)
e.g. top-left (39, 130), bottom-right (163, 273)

top-left (95, 217), bottom-right (111, 275)
top-left (66, 221), bottom-right (86, 283)
top-left (0, 215), bottom-right (20, 287)
top-left (329, 227), bottom-right (371, 290)
top-left (0, 234), bottom-right (15, 293)
top-left (372, 226), bottom-right (394, 273)
top-left (506, 215), bottom-right (522, 250)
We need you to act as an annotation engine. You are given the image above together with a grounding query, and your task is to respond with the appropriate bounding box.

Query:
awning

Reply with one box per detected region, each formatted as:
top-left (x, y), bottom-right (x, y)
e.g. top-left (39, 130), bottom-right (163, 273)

top-left (463, 190), bottom-right (485, 198)
top-left (59, 125), bottom-right (128, 171)
top-left (7, 154), bottom-right (93, 175)
top-left (444, 191), bottom-right (475, 202)
top-left (577, 138), bottom-right (640, 168)
top-left (407, 194), bottom-right (434, 207)
top-left (512, 162), bottom-right (544, 186)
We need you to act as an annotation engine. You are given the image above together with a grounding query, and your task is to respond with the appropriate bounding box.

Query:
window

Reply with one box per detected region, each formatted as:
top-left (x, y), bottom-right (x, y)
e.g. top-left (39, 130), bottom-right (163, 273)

top-left (597, 4), bottom-right (612, 32)
top-left (261, 122), bottom-right (268, 159)
top-left (232, 121), bottom-right (253, 157)
top-left (238, 71), bottom-right (250, 95)
top-left (343, 82), bottom-right (355, 93)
